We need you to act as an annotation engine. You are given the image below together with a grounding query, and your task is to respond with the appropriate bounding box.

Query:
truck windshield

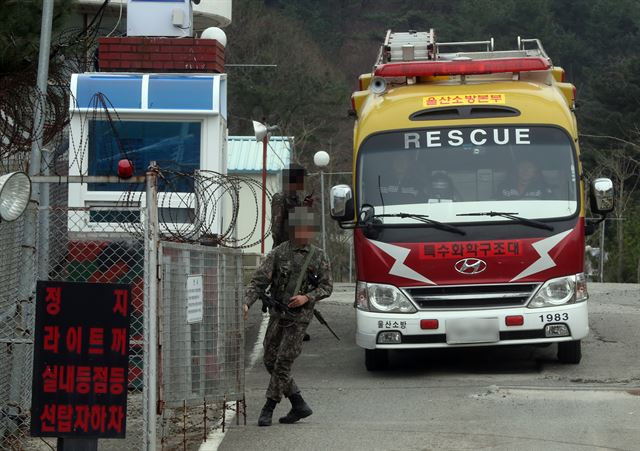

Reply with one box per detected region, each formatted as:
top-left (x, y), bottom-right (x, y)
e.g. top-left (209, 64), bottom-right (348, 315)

top-left (357, 126), bottom-right (578, 224)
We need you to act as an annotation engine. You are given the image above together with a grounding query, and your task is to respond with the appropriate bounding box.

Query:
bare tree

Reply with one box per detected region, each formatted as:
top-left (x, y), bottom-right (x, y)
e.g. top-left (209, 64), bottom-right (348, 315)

top-left (591, 147), bottom-right (640, 281)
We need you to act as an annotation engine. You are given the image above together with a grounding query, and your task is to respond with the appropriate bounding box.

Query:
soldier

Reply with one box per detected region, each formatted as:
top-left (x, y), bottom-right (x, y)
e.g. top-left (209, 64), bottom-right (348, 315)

top-left (270, 163), bottom-right (315, 341)
top-left (243, 206), bottom-right (333, 427)
top-left (271, 163), bottom-right (314, 248)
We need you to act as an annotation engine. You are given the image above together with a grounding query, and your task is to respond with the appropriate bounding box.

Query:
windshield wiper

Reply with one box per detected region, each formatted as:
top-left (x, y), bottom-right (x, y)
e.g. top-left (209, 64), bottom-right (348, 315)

top-left (375, 213), bottom-right (466, 235)
top-left (456, 211), bottom-right (554, 231)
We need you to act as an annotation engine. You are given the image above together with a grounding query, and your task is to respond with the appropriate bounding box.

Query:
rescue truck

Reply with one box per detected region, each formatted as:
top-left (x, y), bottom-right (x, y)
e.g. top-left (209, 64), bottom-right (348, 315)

top-left (330, 30), bottom-right (615, 370)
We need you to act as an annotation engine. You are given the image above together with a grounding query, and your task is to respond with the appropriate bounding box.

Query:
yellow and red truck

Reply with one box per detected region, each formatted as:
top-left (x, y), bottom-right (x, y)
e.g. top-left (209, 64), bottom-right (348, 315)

top-left (330, 30), bottom-right (614, 370)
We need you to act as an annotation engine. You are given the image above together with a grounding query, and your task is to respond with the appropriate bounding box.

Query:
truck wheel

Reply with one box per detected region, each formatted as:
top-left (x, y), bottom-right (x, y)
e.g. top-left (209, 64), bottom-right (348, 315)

top-left (365, 349), bottom-right (389, 371)
top-left (557, 340), bottom-right (582, 364)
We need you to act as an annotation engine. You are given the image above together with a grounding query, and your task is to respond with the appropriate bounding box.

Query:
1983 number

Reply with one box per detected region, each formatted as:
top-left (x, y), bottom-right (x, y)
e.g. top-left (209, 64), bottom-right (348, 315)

top-left (539, 313), bottom-right (569, 322)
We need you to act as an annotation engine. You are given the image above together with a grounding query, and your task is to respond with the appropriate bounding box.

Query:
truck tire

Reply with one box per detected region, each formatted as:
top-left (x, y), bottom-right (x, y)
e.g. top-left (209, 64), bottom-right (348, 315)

top-left (557, 340), bottom-right (581, 364)
top-left (365, 349), bottom-right (389, 371)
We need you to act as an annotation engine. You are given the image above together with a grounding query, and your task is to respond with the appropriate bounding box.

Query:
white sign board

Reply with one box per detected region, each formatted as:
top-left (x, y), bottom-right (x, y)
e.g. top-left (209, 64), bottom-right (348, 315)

top-left (186, 275), bottom-right (203, 324)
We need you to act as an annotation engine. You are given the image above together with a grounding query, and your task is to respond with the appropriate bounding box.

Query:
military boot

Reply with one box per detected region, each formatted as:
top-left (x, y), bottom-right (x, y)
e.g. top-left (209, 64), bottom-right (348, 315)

top-left (279, 393), bottom-right (313, 424)
top-left (258, 398), bottom-right (278, 427)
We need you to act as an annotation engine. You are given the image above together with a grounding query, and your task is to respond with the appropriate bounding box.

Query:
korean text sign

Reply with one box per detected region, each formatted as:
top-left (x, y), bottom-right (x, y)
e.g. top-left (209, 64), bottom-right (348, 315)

top-left (31, 281), bottom-right (131, 438)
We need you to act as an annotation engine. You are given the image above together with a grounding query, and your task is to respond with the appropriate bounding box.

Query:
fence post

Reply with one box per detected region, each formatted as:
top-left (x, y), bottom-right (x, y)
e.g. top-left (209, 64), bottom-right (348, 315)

top-left (599, 219), bottom-right (606, 283)
top-left (144, 164), bottom-right (159, 451)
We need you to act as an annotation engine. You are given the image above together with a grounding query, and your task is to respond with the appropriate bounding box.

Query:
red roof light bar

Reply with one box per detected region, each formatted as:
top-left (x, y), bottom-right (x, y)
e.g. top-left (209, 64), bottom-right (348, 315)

top-left (374, 57), bottom-right (551, 78)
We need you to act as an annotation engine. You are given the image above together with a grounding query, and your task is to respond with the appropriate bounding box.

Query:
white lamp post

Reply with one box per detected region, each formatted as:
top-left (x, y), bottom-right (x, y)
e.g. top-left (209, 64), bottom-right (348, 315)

top-left (313, 151), bottom-right (330, 252)
top-left (253, 120), bottom-right (279, 254)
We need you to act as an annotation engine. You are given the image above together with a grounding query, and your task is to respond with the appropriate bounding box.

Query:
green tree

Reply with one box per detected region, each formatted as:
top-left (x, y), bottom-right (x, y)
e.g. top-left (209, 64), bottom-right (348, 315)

top-left (0, 0), bottom-right (73, 74)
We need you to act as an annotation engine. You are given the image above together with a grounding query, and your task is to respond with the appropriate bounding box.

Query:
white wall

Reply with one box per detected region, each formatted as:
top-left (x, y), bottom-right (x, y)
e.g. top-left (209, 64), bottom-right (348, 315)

top-left (223, 172), bottom-right (281, 255)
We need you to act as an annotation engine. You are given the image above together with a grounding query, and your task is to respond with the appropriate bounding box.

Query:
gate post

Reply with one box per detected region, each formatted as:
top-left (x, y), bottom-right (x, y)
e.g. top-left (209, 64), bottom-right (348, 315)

top-left (144, 163), bottom-right (160, 451)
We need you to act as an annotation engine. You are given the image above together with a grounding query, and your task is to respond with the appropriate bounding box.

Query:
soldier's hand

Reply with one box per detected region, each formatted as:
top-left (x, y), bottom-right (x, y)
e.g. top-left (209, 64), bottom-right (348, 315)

top-left (242, 304), bottom-right (249, 320)
top-left (288, 295), bottom-right (309, 309)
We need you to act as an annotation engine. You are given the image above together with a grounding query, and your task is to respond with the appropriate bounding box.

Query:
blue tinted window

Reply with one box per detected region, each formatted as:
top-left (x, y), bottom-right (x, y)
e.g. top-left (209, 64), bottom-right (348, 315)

top-left (148, 76), bottom-right (214, 110)
top-left (88, 120), bottom-right (201, 192)
top-left (76, 75), bottom-right (142, 109)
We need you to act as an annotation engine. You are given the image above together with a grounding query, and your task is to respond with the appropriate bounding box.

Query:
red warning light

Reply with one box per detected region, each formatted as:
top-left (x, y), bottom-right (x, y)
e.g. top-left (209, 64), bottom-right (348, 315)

top-left (117, 159), bottom-right (134, 179)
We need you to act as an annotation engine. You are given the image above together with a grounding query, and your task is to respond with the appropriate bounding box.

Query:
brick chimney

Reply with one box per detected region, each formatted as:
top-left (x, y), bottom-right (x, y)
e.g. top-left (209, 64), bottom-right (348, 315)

top-left (98, 37), bottom-right (224, 73)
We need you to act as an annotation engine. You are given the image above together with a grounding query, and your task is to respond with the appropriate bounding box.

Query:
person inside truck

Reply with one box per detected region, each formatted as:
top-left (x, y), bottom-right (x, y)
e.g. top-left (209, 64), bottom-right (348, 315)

top-left (498, 159), bottom-right (554, 200)
top-left (425, 171), bottom-right (458, 202)
top-left (378, 156), bottom-right (421, 204)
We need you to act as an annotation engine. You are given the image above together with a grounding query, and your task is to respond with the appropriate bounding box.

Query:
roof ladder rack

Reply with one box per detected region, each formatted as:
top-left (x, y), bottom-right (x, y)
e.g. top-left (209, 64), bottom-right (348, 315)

top-left (376, 29), bottom-right (437, 66)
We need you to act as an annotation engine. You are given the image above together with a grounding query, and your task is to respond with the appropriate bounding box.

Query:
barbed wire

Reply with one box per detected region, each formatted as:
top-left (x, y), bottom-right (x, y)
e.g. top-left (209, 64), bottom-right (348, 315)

top-left (0, 18), bottom-right (116, 170)
top-left (115, 168), bottom-right (274, 248)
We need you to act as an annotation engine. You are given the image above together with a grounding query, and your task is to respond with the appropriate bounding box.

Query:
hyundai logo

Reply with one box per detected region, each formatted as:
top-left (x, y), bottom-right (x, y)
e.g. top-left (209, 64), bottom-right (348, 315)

top-left (454, 258), bottom-right (487, 275)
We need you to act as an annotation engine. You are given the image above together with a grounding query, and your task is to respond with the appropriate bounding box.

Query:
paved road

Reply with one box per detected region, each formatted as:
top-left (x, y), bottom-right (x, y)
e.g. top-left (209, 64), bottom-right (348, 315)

top-left (220, 283), bottom-right (640, 451)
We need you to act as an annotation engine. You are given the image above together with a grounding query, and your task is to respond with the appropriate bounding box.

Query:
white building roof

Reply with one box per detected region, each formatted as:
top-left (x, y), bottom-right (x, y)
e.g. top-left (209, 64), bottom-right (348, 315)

top-left (227, 136), bottom-right (292, 173)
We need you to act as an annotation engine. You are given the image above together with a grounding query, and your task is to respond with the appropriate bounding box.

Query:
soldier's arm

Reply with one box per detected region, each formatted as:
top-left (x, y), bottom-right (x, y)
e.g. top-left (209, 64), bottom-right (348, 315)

top-left (270, 193), bottom-right (285, 245)
top-left (304, 251), bottom-right (333, 303)
top-left (244, 250), bottom-right (276, 308)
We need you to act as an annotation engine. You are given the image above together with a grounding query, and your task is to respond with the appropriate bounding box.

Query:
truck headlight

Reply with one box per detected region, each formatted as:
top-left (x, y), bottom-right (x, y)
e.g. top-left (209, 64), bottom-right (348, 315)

top-left (528, 273), bottom-right (588, 308)
top-left (355, 281), bottom-right (416, 313)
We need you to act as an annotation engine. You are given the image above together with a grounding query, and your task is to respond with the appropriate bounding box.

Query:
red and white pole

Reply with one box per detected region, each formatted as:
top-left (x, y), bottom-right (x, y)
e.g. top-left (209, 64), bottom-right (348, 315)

top-left (260, 135), bottom-right (268, 254)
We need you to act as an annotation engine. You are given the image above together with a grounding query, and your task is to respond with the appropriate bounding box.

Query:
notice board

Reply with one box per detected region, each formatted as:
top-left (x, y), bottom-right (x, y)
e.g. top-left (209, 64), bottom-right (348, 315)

top-left (30, 281), bottom-right (131, 438)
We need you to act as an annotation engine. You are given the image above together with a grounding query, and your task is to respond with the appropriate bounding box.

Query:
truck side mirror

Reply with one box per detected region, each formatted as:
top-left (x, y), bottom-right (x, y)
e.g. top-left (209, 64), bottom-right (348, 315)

top-left (590, 178), bottom-right (614, 215)
top-left (330, 184), bottom-right (354, 221)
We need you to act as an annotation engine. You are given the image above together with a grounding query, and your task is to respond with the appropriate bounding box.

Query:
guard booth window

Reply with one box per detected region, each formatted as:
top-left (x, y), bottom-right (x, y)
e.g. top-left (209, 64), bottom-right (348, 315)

top-left (88, 120), bottom-right (201, 192)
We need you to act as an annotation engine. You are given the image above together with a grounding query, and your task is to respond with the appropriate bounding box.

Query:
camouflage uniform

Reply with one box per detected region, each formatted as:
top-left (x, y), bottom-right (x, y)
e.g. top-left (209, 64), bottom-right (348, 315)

top-left (245, 241), bottom-right (333, 401)
top-left (270, 191), bottom-right (313, 247)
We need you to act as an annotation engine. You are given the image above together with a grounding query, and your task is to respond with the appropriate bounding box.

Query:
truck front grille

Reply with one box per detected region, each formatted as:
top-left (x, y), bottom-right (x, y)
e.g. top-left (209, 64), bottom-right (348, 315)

top-left (404, 283), bottom-right (540, 310)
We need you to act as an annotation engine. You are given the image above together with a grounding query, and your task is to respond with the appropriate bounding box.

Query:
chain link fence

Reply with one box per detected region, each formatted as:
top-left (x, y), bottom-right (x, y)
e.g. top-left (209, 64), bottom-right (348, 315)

top-left (0, 209), bottom-right (32, 450)
top-left (159, 242), bottom-right (244, 449)
top-left (0, 154), bottom-right (36, 450)
top-left (1, 175), bottom-right (245, 450)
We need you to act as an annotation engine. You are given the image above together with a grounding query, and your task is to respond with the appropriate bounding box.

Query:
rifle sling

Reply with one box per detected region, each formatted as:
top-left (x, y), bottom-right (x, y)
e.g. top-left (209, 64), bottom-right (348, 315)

top-left (293, 246), bottom-right (316, 300)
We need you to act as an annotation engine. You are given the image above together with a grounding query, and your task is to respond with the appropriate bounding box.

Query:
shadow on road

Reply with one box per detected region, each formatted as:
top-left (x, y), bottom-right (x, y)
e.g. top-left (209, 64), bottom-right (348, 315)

top-left (377, 344), bottom-right (559, 375)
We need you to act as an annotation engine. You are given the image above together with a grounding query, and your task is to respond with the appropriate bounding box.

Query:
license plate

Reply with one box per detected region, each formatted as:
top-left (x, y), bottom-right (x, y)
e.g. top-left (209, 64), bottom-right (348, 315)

top-left (446, 318), bottom-right (500, 344)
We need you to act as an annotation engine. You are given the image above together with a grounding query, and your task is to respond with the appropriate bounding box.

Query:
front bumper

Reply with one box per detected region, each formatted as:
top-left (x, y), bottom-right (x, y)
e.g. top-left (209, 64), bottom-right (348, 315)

top-left (356, 301), bottom-right (588, 349)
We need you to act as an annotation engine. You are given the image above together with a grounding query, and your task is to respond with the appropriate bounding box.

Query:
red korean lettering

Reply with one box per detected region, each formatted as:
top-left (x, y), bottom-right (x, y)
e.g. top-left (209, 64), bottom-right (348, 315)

top-left (74, 405), bottom-right (90, 433)
top-left (93, 366), bottom-right (108, 394)
top-left (422, 244), bottom-right (436, 258)
top-left (66, 326), bottom-right (82, 354)
top-left (451, 243), bottom-right (464, 257)
top-left (57, 405), bottom-right (73, 433)
top-left (464, 95), bottom-right (477, 104)
top-left (45, 287), bottom-right (61, 315)
top-left (436, 244), bottom-right (450, 258)
top-left (43, 325), bottom-right (60, 353)
top-left (90, 405), bottom-right (107, 433)
top-left (76, 366), bottom-right (91, 394)
top-left (107, 405), bottom-right (124, 433)
top-left (490, 94), bottom-right (503, 103)
top-left (507, 241), bottom-right (520, 256)
top-left (464, 243), bottom-right (478, 256)
top-left (438, 96), bottom-right (450, 105)
top-left (40, 404), bottom-right (56, 433)
top-left (450, 95), bottom-right (463, 104)
top-left (477, 94), bottom-right (489, 103)
top-left (111, 328), bottom-right (127, 355)
top-left (58, 365), bottom-right (75, 393)
top-left (478, 242), bottom-right (492, 256)
top-left (89, 327), bottom-right (104, 355)
top-left (493, 242), bottom-right (506, 255)
top-left (113, 289), bottom-right (129, 317)
top-left (109, 367), bottom-right (126, 395)
top-left (425, 96), bottom-right (437, 106)
top-left (42, 365), bottom-right (58, 393)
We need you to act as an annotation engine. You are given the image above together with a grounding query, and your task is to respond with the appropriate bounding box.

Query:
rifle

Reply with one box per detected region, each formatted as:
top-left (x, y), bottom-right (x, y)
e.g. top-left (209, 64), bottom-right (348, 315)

top-left (259, 292), bottom-right (340, 341)
top-left (313, 309), bottom-right (340, 341)
top-left (260, 292), bottom-right (294, 317)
